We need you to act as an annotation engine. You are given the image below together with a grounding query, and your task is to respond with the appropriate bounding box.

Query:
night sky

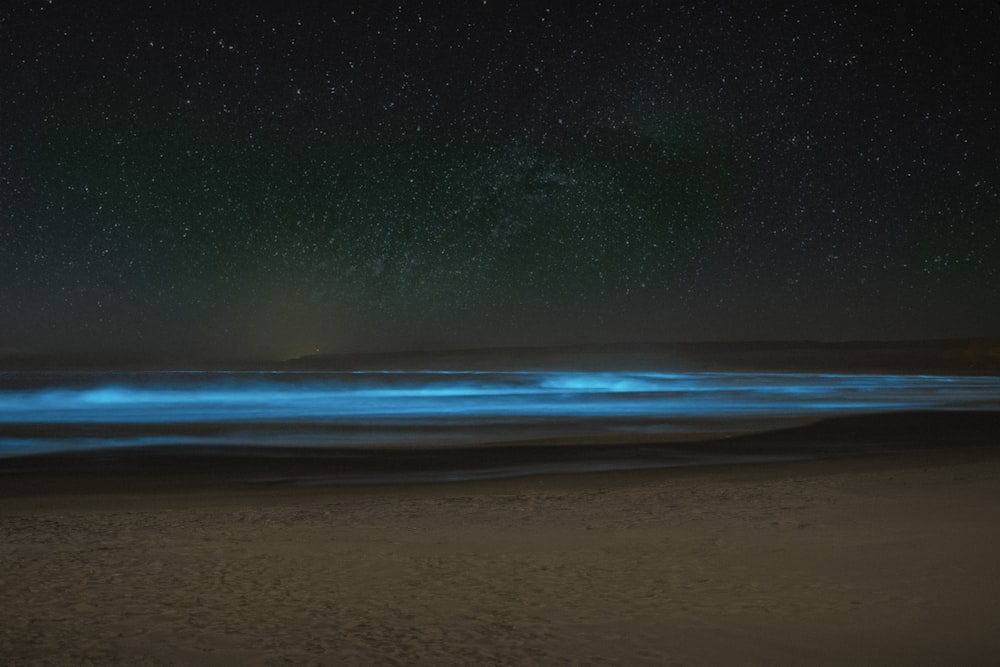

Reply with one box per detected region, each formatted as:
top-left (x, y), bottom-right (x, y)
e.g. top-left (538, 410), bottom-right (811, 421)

top-left (2, 1), bottom-right (998, 362)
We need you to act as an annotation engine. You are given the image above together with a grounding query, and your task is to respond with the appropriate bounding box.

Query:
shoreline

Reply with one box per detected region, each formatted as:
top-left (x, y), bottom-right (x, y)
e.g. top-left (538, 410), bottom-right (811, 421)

top-left (3, 409), bottom-right (999, 498)
top-left (3, 441), bottom-right (999, 511)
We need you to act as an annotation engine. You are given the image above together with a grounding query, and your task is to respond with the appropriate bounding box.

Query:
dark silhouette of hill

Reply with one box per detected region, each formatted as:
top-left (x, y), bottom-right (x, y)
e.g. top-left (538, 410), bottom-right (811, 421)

top-left (2, 338), bottom-right (998, 373)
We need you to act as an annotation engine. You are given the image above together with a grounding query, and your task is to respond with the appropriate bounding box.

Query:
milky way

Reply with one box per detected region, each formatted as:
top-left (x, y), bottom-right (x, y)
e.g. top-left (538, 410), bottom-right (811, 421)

top-left (2, 2), bottom-right (997, 361)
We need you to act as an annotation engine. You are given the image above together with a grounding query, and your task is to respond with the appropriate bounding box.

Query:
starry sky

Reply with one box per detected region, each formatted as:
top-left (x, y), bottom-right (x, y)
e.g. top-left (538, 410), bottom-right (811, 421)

top-left (2, 1), bottom-right (998, 362)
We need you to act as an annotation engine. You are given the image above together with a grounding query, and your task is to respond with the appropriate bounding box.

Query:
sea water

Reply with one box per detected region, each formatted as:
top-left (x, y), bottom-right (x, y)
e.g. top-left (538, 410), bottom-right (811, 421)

top-left (2, 370), bottom-right (999, 458)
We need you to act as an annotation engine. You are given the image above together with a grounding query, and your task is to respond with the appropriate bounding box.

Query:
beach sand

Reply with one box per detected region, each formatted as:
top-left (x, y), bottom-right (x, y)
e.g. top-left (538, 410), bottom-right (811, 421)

top-left (3, 446), bottom-right (1000, 666)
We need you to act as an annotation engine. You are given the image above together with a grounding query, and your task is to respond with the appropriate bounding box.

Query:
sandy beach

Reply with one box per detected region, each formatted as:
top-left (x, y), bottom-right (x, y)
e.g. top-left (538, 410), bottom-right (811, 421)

top-left (3, 443), bottom-right (1000, 666)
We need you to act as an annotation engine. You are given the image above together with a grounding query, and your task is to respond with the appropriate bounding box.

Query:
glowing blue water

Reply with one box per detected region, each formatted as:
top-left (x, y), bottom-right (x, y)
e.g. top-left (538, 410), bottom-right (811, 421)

top-left (1, 370), bottom-right (998, 456)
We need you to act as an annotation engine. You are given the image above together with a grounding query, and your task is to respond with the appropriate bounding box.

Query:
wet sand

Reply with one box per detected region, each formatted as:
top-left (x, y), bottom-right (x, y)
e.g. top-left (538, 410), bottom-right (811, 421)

top-left (3, 440), bottom-right (1000, 665)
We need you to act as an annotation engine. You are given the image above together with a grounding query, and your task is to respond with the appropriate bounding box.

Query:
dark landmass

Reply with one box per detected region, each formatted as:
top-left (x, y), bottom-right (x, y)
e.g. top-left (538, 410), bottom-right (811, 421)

top-left (3, 337), bottom-right (998, 374)
top-left (285, 338), bottom-right (1000, 374)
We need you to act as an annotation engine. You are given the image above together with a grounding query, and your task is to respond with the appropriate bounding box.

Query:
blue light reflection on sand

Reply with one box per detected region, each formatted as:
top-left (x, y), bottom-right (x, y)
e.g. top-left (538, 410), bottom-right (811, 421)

top-left (1, 370), bottom-right (999, 456)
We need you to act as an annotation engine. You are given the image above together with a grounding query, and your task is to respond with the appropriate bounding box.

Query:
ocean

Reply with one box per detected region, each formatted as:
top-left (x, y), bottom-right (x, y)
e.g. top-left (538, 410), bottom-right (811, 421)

top-left (2, 369), bottom-right (999, 462)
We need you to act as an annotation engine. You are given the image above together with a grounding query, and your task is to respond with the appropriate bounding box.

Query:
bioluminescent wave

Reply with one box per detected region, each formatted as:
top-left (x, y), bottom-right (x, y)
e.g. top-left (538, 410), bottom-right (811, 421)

top-left (1, 370), bottom-right (999, 457)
